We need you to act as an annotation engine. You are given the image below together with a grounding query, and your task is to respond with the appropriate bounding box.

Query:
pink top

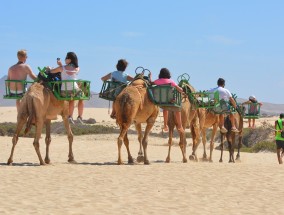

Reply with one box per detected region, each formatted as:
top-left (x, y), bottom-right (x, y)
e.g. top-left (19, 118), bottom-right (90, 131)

top-left (153, 78), bottom-right (177, 87)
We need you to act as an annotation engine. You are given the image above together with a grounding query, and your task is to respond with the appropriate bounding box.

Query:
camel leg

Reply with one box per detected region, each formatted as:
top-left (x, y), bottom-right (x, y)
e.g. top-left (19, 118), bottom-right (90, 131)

top-left (123, 132), bottom-right (134, 164)
top-left (219, 132), bottom-right (224, 163)
top-left (135, 123), bottom-right (144, 163)
top-left (228, 134), bottom-right (234, 163)
top-left (230, 133), bottom-right (236, 163)
top-left (44, 119), bottom-right (51, 164)
top-left (7, 116), bottom-right (27, 165)
top-left (201, 128), bottom-right (207, 160)
top-left (33, 120), bottom-right (46, 165)
top-left (236, 135), bottom-right (242, 161)
top-left (189, 124), bottom-right (200, 161)
top-left (209, 124), bottom-right (218, 163)
top-left (117, 125), bottom-right (129, 165)
top-left (142, 120), bottom-right (155, 165)
top-left (166, 126), bottom-right (174, 163)
top-left (62, 117), bottom-right (76, 163)
top-left (178, 129), bottom-right (187, 163)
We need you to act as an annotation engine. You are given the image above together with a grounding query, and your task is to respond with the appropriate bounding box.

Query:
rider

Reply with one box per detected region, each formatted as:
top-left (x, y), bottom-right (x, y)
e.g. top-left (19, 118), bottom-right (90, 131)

top-left (101, 59), bottom-right (134, 119)
top-left (242, 95), bottom-right (263, 128)
top-left (208, 78), bottom-right (239, 133)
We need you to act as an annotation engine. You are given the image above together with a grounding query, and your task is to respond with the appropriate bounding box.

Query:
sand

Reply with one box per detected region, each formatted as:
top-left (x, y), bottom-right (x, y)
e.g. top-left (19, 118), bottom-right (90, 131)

top-left (0, 107), bottom-right (283, 215)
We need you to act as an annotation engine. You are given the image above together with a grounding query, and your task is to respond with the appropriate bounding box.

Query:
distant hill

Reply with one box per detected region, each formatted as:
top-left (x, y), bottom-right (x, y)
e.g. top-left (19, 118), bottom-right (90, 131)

top-left (0, 75), bottom-right (283, 115)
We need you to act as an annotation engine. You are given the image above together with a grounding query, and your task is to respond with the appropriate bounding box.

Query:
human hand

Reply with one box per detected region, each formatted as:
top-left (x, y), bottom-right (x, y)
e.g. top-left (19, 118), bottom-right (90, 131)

top-left (57, 58), bottom-right (62, 66)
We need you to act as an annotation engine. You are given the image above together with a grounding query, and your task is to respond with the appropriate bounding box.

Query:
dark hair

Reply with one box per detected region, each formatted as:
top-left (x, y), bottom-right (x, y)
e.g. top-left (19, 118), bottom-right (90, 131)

top-left (66, 52), bottom-right (79, 68)
top-left (217, 78), bottom-right (225, 86)
top-left (159, 68), bottom-right (171, 79)
top-left (116, 59), bottom-right (128, 71)
top-left (280, 113), bottom-right (284, 119)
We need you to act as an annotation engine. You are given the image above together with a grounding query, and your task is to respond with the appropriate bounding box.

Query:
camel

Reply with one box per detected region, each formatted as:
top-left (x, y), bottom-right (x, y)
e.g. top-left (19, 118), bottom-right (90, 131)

top-left (219, 112), bottom-right (244, 163)
top-left (7, 82), bottom-right (75, 165)
top-left (114, 75), bottom-right (159, 165)
top-left (165, 82), bottom-right (201, 163)
top-left (196, 109), bottom-right (220, 162)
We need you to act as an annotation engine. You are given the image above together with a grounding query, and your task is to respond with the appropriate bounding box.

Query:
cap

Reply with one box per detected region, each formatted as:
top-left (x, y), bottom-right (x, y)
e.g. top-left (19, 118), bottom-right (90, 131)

top-left (249, 95), bottom-right (256, 100)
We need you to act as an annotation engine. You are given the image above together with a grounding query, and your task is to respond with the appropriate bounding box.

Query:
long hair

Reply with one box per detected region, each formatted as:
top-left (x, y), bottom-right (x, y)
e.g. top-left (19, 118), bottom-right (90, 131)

top-left (66, 52), bottom-right (79, 68)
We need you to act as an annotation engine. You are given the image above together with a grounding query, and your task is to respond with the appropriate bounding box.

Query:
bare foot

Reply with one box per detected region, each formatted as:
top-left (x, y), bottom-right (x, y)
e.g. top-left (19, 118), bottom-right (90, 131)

top-left (162, 125), bottom-right (169, 132)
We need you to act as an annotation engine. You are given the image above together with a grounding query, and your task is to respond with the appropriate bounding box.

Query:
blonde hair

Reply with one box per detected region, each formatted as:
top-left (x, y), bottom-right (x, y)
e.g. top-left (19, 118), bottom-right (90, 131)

top-left (17, 49), bottom-right (27, 59)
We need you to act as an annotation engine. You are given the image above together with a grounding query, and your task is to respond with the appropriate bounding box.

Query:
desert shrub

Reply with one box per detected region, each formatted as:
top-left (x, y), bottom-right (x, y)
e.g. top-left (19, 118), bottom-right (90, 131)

top-left (250, 141), bottom-right (276, 153)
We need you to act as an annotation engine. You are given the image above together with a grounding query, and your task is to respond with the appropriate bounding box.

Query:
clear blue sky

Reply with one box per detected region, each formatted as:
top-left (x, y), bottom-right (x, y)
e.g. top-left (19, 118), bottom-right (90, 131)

top-left (0, 0), bottom-right (283, 103)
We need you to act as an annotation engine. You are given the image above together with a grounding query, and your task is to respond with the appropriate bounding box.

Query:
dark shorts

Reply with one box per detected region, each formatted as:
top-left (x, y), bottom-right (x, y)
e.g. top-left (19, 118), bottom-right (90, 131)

top-left (276, 140), bottom-right (284, 150)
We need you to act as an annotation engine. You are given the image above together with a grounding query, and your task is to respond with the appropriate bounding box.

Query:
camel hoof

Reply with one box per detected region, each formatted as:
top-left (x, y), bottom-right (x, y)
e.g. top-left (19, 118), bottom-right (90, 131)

top-left (183, 158), bottom-right (188, 163)
top-left (144, 160), bottom-right (150, 165)
top-left (128, 157), bottom-right (134, 164)
top-left (40, 162), bottom-right (47, 165)
top-left (165, 157), bottom-right (170, 163)
top-left (209, 159), bottom-right (213, 163)
top-left (136, 155), bottom-right (144, 163)
top-left (219, 159), bottom-right (223, 163)
top-left (189, 155), bottom-right (195, 161)
top-left (45, 159), bottom-right (51, 164)
top-left (7, 159), bottom-right (13, 165)
top-left (68, 159), bottom-right (77, 164)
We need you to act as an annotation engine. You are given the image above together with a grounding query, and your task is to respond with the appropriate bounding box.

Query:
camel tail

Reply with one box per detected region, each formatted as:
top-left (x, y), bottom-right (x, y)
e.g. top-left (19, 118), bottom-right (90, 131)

top-left (118, 93), bottom-right (136, 124)
top-left (24, 97), bottom-right (35, 135)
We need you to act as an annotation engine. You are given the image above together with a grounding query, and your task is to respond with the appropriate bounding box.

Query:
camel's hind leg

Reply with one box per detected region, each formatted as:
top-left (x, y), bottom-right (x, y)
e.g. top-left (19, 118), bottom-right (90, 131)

top-left (166, 126), bottom-right (174, 163)
top-left (117, 125), bottom-right (129, 165)
top-left (63, 117), bottom-right (76, 163)
top-left (33, 120), bottom-right (46, 165)
top-left (178, 129), bottom-right (187, 163)
top-left (123, 133), bottom-right (134, 164)
top-left (44, 119), bottom-right (51, 164)
top-left (142, 120), bottom-right (156, 165)
top-left (7, 115), bottom-right (27, 165)
top-left (201, 128), bottom-right (208, 160)
top-left (219, 132), bottom-right (224, 163)
top-left (236, 135), bottom-right (242, 161)
top-left (209, 124), bottom-right (218, 162)
top-left (135, 123), bottom-right (144, 163)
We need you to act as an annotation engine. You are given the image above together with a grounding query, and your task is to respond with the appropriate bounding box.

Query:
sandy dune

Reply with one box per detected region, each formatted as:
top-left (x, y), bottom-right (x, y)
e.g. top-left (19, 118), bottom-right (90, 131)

top-left (0, 107), bottom-right (283, 215)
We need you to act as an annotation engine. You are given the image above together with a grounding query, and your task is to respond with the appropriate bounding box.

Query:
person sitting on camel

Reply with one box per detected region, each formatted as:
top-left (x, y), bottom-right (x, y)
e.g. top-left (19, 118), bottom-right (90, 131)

top-left (208, 78), bottom-right (239, 133)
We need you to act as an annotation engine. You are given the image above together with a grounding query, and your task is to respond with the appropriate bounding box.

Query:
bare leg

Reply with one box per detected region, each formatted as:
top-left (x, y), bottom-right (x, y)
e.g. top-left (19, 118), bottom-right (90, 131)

top-left (174, 111), bottom-right (184, 132)
top-left (163, 110), bottom-right (169, 131)
top-left (77, 100), bottom-right (84, 118)
top-left (277, 148), bottom-right (283, 164)
top-left (248, 119), bottom-right (252, 128)
top-left (69, 101), bottom-right (75, 118)
top-left (44, 120), bottom-right (51, 164)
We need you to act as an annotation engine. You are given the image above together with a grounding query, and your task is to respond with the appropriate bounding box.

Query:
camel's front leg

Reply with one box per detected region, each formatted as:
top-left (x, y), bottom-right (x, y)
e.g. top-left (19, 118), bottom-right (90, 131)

top-left (123, 133), bottom-right (134, 164)
top-left (63, 117), bottom-right (76, 163)
top-left (178, 129), bottom-right (187, 163)
top-left (44, 119), bottom-right (51, 164)
top-left (33, 120), bottom-right (45, 165)
top-left (135, 123), bottom-right (144, 163)
top-left (189, 124), bottom-right (200, 161)
top-left (7, 117), bottom-right (27, 165)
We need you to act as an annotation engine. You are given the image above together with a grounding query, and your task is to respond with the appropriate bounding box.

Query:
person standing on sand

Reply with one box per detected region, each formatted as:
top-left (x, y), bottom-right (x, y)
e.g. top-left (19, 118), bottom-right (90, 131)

top-left (275, 113), bottom-right (284, 164)
top-left (7, 49), bottom-right (37, 113)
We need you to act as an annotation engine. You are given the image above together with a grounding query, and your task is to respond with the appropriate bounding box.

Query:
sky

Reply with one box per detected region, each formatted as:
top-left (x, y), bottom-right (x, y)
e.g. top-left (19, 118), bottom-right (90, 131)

top-left (0, 0), bottom-right (283, 104)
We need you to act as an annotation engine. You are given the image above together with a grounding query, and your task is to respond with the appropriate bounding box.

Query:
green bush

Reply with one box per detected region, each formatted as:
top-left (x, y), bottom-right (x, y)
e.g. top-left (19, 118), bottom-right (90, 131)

top-left (251, 141), bottom-right (276, 153)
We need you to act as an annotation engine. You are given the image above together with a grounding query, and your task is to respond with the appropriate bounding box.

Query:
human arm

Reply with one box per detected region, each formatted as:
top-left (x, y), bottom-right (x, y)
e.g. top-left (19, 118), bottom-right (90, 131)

top-left (101, 73), bottom-right (111, 81)
top-left (47, 66), bottom-right (63, 74)
top-left (229, 97), bottom-right (237, 109)
top-left (26, 65), bottom-right (37, 80)
top-left (127, 75), bottom-right (134, 81)
top-left (242, 100), bottom-right (251, 105)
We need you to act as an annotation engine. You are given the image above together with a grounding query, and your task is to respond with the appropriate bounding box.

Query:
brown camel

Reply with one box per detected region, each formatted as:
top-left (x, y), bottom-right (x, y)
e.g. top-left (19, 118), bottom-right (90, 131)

top-left (114, 76), bottom-right (159, 165)
top-left (7, 82), bottom-right (75, 165)
top-left (219, 112), bottom-right (243, 163)
top-left (196, 109), bottom-right (220, 162)
top-left (165, 82), bottom-right (201, 163)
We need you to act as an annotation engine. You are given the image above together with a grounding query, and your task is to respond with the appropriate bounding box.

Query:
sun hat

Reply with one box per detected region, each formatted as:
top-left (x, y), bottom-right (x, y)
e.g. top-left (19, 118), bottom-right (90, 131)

top-left (249, 95), bottom-right (256, 100)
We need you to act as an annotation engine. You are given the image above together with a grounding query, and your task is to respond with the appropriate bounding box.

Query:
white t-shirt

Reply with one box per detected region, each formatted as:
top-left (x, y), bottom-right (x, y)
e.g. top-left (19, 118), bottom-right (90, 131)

top-left (208, 86), bottom-right (232, 101)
